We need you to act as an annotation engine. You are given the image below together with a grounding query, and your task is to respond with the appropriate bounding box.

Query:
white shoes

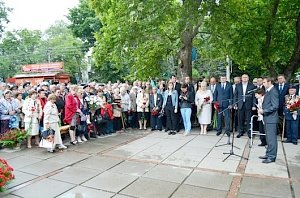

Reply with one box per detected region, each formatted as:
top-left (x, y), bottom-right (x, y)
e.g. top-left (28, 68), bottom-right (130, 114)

top-left (77, 136), bottom-right (83, 143)
top-left (81, 136), bottom-right (88, 142)
top-left (58, 144), bottom-right (67, 149)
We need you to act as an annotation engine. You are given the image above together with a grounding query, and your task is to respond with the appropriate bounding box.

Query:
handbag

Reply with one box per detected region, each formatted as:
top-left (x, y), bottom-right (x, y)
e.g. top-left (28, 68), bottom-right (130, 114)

top-left (39, 138), bottom-right (54, 149)
top-left (41, 128), bottom-right (55, 139)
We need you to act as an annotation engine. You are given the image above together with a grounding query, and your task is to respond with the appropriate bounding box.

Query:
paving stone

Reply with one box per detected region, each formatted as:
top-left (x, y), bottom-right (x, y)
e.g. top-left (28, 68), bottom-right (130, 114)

top-left (72, 142), bottom-right (112, 154)
top-left (198, 157), bottom-right (240, 172)
top-left (82, 171), bottom-right (137, 193)
top-left (237, 193), bottom-right (274, 198)
top-left (113, 195), bottom-right (134, 198)
top-left (7, 170), bottom-right (37, 189)
top-left (7, 156), bottom-right (43, 169)
top-left (289, 167), bottom-right (300, 182)
top-left (143, 164), bottom-right (192, 183)
top-left (120, 177), bottom-right (179, 198)
top-left (103, 149), bottom-right (137, 158)
top-left (109, 160), bottom-right (155, 176)
top-left (240, 176), bottom-right (292, 198)
top-left (171, 184), bottom-right (228, 198)
top-left (245, 160), bottom-right (288, 178)
top-left (0, 194), bottom-right (20, 198)
top-left (163, 154), bottom-right (201, 168)
top-left (184, 170), bottom-right (233, 191)
top-left (49, 166), bottom-right (102, 184)
top-left (75, 155), bottom-right (123, 171)
top-left (20, 147), bottom-right (61, 159)
top-left (21, 160), bottom-right (67, 176)
top-left (0, 151), bottom-right (23, 160)
top-left (47, 150), bottom-right (90, 165)
top-left (11, 178), bottom-right (75, 198)
top-left (57, 186), bottom-right (115, 198)
top-left (292, 182), bottom-right (300, 198)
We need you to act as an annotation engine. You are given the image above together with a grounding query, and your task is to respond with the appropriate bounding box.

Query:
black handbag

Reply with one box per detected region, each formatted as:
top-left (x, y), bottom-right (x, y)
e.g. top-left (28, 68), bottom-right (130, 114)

top-left (41, 128), bottom-right (55, 139)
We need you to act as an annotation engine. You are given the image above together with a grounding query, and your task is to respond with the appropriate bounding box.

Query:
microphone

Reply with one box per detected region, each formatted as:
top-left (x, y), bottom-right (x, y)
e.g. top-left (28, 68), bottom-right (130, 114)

top-left (247, 88), bottom-right (258, 94)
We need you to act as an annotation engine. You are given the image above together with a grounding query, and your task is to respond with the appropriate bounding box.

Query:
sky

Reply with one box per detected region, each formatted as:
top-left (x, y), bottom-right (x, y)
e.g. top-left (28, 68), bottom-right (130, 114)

top-left (3, 0), bottom-right (79, 32)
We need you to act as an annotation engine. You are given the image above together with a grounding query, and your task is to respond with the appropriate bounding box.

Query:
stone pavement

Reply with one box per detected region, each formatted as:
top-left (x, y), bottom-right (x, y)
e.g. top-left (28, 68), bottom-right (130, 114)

top-left (0, 129), bottom-right (299, 198)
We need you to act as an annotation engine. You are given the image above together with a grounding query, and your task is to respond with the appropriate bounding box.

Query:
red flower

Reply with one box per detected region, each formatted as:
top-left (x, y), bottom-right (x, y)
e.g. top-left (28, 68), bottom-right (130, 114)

top-left (204, 96), bottom-right (210, 103)
top-left (214, 101), bottom-right (220, 111)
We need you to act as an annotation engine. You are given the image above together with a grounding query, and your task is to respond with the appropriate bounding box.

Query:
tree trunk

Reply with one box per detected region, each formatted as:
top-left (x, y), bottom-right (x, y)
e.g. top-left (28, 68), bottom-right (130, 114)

top-left (179, 38), bottom-right (193, 79)
top-left (284, 12), bottom-right (300, 82)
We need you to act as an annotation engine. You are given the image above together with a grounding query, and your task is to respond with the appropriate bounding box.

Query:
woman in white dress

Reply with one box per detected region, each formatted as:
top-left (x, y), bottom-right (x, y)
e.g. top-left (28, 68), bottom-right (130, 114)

top-left (195, 81), bottom-right (213, 134)
top-left (22, 90), bottom-right (43, 148)
top-left (136, 88), bottom-right (150, 130)
top-left (43, 94), bottom-right (67, 152)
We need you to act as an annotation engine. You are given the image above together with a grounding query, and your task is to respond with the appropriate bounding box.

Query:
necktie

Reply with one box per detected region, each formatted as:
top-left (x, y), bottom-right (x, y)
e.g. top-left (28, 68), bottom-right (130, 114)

top-left (222, 84), bottom-right (225, 90)
top-left (280, 84), bottom-right (283, 93)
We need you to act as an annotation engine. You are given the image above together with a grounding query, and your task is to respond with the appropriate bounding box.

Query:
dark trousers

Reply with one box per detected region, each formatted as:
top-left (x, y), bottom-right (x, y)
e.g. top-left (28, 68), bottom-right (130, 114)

top-left (151, 115), bottom-right (162, 130)
top-left (265, 123), bottom-right (278, 160)
top-left (230, 109), bottom-right (238, 132)
top-left (238, 103), bottom-right (252, 136)
top-left (217, 107), bottom-right (230, 133)
top-left (258, 121), bottom-right (267, 145)
top-left (129, 112), bottom-right (138, 128)
top-left (165, 108), bottom-right (177, 131)
top-left (286, 119), bottom-right (299, 143)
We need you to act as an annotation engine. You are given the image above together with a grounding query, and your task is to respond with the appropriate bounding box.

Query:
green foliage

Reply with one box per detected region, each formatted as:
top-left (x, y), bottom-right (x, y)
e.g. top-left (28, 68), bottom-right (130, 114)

top-left (0, 0), bottom-right (11, 38)
top-left (0, 129), bottom-right (28, 148)
top-left (67, 0), bottom-right (102, 50)
top-left (0, 21), bottom-right (86, 80)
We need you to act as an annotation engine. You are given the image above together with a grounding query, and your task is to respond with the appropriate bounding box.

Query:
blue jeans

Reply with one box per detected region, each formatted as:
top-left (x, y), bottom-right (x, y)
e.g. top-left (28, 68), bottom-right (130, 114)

top-left (180, 108), bottom-right (192, 133)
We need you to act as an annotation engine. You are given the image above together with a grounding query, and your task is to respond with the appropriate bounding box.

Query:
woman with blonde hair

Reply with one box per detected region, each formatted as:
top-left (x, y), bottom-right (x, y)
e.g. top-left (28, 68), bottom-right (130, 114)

top-left (43, 94), bottom-right (67, 152)
top-left (195, 81), bottom-right (213, 134)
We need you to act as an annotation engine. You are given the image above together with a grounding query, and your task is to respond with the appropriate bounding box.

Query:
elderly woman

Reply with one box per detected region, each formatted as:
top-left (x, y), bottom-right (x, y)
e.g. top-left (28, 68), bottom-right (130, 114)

top-left (0, 90), bottom-right (20, 134)
top-left (22, 90), bottom-right (43, 148)
top-left (136, 88), bottom-right (149, 130)
top-left (64, 85), bottom-right (81, 145)
top-left (43, 94), bottom-right (67, 152)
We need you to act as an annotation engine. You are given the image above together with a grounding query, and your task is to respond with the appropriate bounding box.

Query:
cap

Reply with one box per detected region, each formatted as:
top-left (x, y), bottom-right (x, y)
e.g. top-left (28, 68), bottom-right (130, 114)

top-left (23, 82), bottom-right (30, 88)
top-left (289, 85), bottom-right (297, 89)
top-left (83, 84), bottom-right (90, 89)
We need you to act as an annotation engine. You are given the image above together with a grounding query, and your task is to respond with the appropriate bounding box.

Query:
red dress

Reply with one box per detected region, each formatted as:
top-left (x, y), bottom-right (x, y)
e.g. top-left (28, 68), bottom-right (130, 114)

top-left (64, 93), bottom-right (80, 125)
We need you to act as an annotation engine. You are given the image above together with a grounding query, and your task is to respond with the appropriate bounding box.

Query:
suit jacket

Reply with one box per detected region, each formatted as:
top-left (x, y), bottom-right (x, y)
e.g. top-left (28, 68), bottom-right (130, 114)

top-left (174, 82), bottom-right (181, 96)
top-left (262, 86), bottom-right (279, 124)
top-left (213, 82), bottom-right (233, 108)
top-left (209, 84), bottom-right (217, 95)
top-left (149, 93), bottom-right (163, 111)
top-left (234, 82), bottom-right (256, 110)
top-left (274, 83), bottom-right (289, 115)
top-left (295, 84), bottom-right (300, 96)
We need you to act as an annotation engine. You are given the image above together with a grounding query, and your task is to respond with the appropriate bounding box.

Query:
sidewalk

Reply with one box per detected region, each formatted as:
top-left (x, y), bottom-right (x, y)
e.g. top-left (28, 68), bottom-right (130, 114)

top-left (0, 129), bottom-right (299, 198)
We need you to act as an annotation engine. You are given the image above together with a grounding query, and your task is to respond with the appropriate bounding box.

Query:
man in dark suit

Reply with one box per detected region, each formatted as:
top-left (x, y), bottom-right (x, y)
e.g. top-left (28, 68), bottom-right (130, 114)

top-left (234, 74), bottom-right (256, 138)
top-left (231, 77), bottom-right (241, 132)
top-left (274, 75), bottom-right (289, 116)
top-left (294, 76), bottom-right (300, 139)
top-left (214, 75), bottom-right (233, 136)
top-left (258, 77), bottom-right (279, 163)
top-left (150, 87), bottom-right (163, 131)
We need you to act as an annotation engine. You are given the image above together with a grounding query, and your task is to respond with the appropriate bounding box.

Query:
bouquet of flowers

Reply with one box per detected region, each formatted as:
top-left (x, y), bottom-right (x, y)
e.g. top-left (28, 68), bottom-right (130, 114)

top-left (88, 95), bottom-right (102, 111)
top-left (212, 101), bottom-right (220, 129)
top-left (286, 97), bottom-right (300, 120)
top-left (204, 96), bottom-right (210, 103)
top-left (0, 158), bottom-right (14, 192)
top-left (197, 96), bottom-right (211, 116)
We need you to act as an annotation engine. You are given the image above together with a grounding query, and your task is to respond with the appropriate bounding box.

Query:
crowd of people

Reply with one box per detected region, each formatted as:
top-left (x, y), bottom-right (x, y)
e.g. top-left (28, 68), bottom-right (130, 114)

top-left (0, 74), bottom-right (298, 161)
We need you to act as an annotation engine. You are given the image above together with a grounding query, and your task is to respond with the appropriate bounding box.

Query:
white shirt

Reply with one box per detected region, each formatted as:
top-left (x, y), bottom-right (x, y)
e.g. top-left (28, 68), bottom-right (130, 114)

top-left (266, 85), bottom-right (274, 93)
top-left (211, 84), bottom-right (215, 93)
top-left (153, 94), bottom-right (157, 107)
top-left (242, 83), bottom-right (248, 102)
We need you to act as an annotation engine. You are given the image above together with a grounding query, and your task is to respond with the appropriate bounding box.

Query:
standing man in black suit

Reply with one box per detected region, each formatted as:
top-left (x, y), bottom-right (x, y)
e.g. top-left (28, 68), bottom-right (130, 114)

top-left (234, 74), bottom-right (256, 138)
top-left (214, 75), bottom-right (233, 136)
top-left (295, 75), bottom-right (300, 139)
top-left (258, 77), bottom-right (279, 163)
top-left (208, 77), bottom-right (217, 130)
top-left (231, 77), bottom-right (241, 132)
top-left (171, 74), bottom-right (181, 132)
top-left (274, 74), bottom-right (289, 116)
top-left (149, 87), bottom-right (163, 131)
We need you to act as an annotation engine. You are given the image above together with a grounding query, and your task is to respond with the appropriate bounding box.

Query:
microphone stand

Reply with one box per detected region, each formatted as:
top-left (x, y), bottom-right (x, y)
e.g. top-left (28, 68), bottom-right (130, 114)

top-left (220, 96), bottom-right (251, 162)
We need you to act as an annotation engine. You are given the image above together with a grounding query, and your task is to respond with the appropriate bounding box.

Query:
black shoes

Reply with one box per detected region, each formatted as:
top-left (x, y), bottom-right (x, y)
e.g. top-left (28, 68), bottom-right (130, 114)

top-left (168, 131), bottom-right (176, 135)
top-left (259, 155), bottom-right (268, 159)
top-left (258, 143), bottom-right (267, 147)
top-left (283, 140), bottom-right (291, 143)
top-left (236, 133), bottom-right (243, 138)
top-left (262, 158), bottom-right (276, 164)
top-left (216, 132), bottom-right (221, 136)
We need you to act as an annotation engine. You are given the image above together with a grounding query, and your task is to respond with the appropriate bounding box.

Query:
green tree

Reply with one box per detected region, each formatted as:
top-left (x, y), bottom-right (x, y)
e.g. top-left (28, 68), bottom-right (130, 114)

top-left (0, 0), bottom-right (11, 38)
top-left (67, 0), bottom-right (101, 51)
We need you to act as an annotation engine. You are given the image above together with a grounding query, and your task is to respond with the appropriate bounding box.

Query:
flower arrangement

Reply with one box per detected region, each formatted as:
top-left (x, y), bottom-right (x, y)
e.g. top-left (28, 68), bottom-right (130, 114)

top-left (204, 96), bottom-right (210, 103)
top-left (212, 101), bottom-right (220, 129)
top-left (197, 96), bottom-right (211, 116)
top-left (286, 97), bottom-right (300, 112)
top-left (0, 158), bottom-right (14, 192)
top-left (0, 129), bottom-right (28, 148)
top-left (88, 95), bottom-right (102, 111)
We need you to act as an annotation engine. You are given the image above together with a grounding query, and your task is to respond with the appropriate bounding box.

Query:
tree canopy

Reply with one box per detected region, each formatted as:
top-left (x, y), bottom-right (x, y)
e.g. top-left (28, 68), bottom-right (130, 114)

top-left (0, 0), bottom-right (11, 38)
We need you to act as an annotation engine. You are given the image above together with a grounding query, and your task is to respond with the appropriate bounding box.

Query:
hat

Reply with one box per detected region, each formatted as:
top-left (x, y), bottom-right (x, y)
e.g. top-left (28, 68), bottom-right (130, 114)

top-left (83, 84), bottom-right (90, 89)
top-left (10, 85), bottom-right (18, 91)
top-left (23, 82), bottom-right (30, 88)
top-left (4, 90), bottom-right (12, 95)
top-left (289, 85), bottom-right (297, 89)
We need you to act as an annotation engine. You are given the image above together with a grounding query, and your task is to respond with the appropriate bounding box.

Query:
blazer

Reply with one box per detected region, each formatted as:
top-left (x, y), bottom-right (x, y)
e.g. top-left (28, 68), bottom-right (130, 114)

top-left (234, 82), bottom-right (256, 110)
top-left (213, 82), bottom-right (233, 108)
top-left (43, 101), bottom-right (60, 124)
top-left (274, 83), bottom-right (289, 115)
top-left (149, 93), bottom-right (163, 111)
top-left (162, 90), bottom-right (178, 109)
top-left (262, 86), bottom-right (279, 124)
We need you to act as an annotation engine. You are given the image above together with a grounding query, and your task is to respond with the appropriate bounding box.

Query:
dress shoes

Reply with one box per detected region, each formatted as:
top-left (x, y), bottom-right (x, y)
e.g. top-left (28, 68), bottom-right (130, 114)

top-left (225, 131), bottom-right (230, 137)
top-left (259, 155), bottom-right (268, 159)
top-left (171, 131), bottom-right (176, 135)
top-left (262, 158), bottom-right (276, 164)
top-left (168, 131), bottom-right (173, 135)
top-left (258, 143), bottom-right (267, 147)
top-left (236, 133), bottom-right (243, 138)
top-left (292, 142), bottom-right (298, 145)
top-left (216, 132), bottom-right (221, 136)
top-left (283, 140), bottom-right (292, 143)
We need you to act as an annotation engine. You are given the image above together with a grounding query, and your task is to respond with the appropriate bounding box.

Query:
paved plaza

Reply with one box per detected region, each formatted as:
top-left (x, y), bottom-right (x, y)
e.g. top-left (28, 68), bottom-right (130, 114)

top-left (0, 129), bottom-right (299, 198)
